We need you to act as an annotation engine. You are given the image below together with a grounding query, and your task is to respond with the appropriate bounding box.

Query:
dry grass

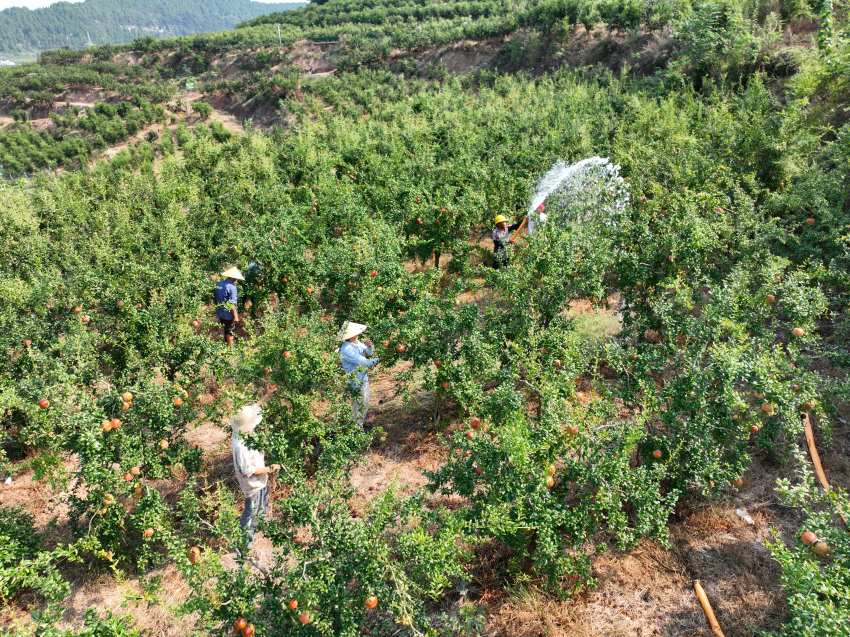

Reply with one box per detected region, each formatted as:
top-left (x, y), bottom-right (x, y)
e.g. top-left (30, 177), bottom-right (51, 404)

top-left (567, 296), bottom-right (622, 340)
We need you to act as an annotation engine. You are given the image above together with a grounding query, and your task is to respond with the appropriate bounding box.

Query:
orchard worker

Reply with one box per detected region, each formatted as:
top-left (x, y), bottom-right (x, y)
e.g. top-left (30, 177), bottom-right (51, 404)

top-left (214, 266), bottom-right (244, 346)
top-left (338, 321), bottom-right (380, 426)
top-left (230, 403), bottom-right (279, 550)
top-left (491, 214), bottom-right (527, 268)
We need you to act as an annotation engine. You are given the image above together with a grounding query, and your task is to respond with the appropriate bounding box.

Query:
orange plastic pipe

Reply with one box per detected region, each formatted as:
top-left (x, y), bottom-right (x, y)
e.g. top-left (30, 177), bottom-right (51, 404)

top-left (802, 412), bottom-right (848, 527)
top-left (694, 580), bottom-right (725, 637)
top-left (802, 413), bottom-right (830, 491)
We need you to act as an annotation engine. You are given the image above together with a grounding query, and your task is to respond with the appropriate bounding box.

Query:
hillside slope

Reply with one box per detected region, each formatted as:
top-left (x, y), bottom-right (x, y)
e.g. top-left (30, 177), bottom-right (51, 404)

top-left (0, 0), bottom-right (304, 60)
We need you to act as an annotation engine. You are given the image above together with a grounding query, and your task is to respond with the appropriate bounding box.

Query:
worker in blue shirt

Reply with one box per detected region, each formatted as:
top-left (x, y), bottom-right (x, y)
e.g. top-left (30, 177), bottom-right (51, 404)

top-left (338, 321), bottom-right (380, 425)
top-left (214, 266), bottom-right (244, 346)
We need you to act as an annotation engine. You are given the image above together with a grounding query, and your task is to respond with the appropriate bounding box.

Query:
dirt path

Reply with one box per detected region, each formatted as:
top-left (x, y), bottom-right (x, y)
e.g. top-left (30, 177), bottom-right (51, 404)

top-left (2, 88), bottom-right (248, 175)
top-left (85, 90), bottom-right (246, 167)
top-left (102, 122), bottom-right (168, 160)
top-left (58, 564), bottom-right (197, 635)
top-left (92, 91), bottom-right (245, 166)
top-left (349, 362), bottom-right (449, 513)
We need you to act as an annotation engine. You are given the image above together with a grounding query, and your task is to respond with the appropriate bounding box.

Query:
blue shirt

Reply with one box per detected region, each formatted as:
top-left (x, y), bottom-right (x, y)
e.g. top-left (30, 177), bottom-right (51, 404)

top-left (214, 279), bottom-right (238, 321)
top-left (339, 340), bottom-right (379, 389)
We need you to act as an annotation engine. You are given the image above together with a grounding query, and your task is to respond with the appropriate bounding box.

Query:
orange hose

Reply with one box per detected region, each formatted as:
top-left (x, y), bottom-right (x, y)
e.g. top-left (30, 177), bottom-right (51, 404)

top-left (802, 413), bottom-right (830, 491)
top-left (694, 580), bottom-right (725, 637)
top-left (802, 412), bottom-right (848, 527)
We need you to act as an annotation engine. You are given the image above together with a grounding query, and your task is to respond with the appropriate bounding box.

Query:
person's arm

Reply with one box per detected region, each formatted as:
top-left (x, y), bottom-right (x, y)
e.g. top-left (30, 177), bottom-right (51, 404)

top-left (509, 217), bottom-right (528, 242)
top-left (358, 351), bottom-right (380, 368)
top-left (343, 346), bottom-right (379, 370)
top-left (234, 441), bottom-right (279, 477)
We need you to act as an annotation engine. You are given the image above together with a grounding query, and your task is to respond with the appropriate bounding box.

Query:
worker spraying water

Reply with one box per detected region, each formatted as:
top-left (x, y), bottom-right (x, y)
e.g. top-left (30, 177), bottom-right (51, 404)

top-left (491, 213), bottom-right (527, 268)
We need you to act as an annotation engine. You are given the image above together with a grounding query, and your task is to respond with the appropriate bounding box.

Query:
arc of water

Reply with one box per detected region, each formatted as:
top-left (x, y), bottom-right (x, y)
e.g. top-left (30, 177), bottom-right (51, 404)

top-left (527, 157), bottom-right (626, 233)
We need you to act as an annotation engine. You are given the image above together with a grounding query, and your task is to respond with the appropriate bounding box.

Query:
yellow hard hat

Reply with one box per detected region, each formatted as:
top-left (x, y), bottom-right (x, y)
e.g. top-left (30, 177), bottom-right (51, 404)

top-left (494, 215), bottom-right (508, 224)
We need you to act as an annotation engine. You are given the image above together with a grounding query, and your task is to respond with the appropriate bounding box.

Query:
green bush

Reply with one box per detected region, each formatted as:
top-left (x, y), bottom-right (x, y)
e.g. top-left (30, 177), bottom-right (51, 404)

top-left (0, 506), bottom-right (40, 568)
top-left (192, 100), bottom-right (213, 120)
top-left (767, 451), bottom-right (850, 637)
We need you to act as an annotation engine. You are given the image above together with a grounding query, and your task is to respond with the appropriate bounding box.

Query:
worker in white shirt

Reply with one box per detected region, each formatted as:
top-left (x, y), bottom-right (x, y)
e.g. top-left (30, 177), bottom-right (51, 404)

top-left (230, 403), bottom-right (279, 549)
top-left (338, 321), bottom-right (379, 425)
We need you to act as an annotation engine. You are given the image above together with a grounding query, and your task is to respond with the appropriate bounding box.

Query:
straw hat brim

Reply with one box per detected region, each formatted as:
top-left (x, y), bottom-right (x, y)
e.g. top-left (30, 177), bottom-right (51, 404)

top-left (338, 321), bottom-right (367, 341)
top-left (221, 266), bottom-right (245, 281)
top-left (234, 404), bottom-right (262, 431)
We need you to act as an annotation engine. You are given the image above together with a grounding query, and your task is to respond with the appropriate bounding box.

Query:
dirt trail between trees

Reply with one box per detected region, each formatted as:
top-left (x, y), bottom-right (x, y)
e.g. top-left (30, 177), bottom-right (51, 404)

top-left (82, 91), bottom-right (246, 168)
top-left (349, 361), bottom-right (449, 513)
top-left (181, 91), bottom-right (245, 135)
top-left (99, 93), bottom-right (245, 162)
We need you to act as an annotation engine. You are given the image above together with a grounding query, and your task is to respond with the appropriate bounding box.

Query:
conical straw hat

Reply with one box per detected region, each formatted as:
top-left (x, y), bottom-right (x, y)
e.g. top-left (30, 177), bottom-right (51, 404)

top-left (221, 266), bottom-right (245, 281)
top-left (232, 403), bottom-right (262, 432)
top-left (338, 321), bottom-right (367, 341)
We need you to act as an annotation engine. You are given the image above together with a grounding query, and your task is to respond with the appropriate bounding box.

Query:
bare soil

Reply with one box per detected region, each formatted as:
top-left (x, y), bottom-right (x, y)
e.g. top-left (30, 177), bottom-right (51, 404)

top-left (349, 362), bottom-right (448, 514)
top-left (59, 564), bottom-right (197, 635)
top-left (57, 87), bottom-right (110, 105)
top-left (0, 462), bottom-right (71, 534)
top-left (393, 38), bottom-right (505, 75)
top-left (181, 91), bottom-right (246, 135)
top-left (288, 40), bottom-right (340, 75)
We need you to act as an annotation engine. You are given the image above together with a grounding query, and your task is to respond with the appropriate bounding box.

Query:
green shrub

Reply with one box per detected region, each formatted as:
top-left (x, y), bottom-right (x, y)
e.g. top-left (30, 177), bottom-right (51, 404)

top-left (767, 451), bottom-right (850, 637)
top-left (0, 506), bottom-right (40, 568)
top-left (192, 100), bottom-right (213, 120)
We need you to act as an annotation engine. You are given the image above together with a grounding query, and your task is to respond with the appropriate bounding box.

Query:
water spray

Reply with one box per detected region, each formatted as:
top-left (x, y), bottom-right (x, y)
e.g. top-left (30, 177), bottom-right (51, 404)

top-left (528, 157), bottom-right (629, 233)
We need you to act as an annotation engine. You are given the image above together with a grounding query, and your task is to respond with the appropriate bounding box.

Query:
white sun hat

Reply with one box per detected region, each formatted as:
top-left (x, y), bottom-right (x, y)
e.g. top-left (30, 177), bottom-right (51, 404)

top-left (232, 403), bottom-right (263, 433)
top-left (221, 266), bottom-right (245, 281)
top-left (338, 321), bottom-right (367, 341)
